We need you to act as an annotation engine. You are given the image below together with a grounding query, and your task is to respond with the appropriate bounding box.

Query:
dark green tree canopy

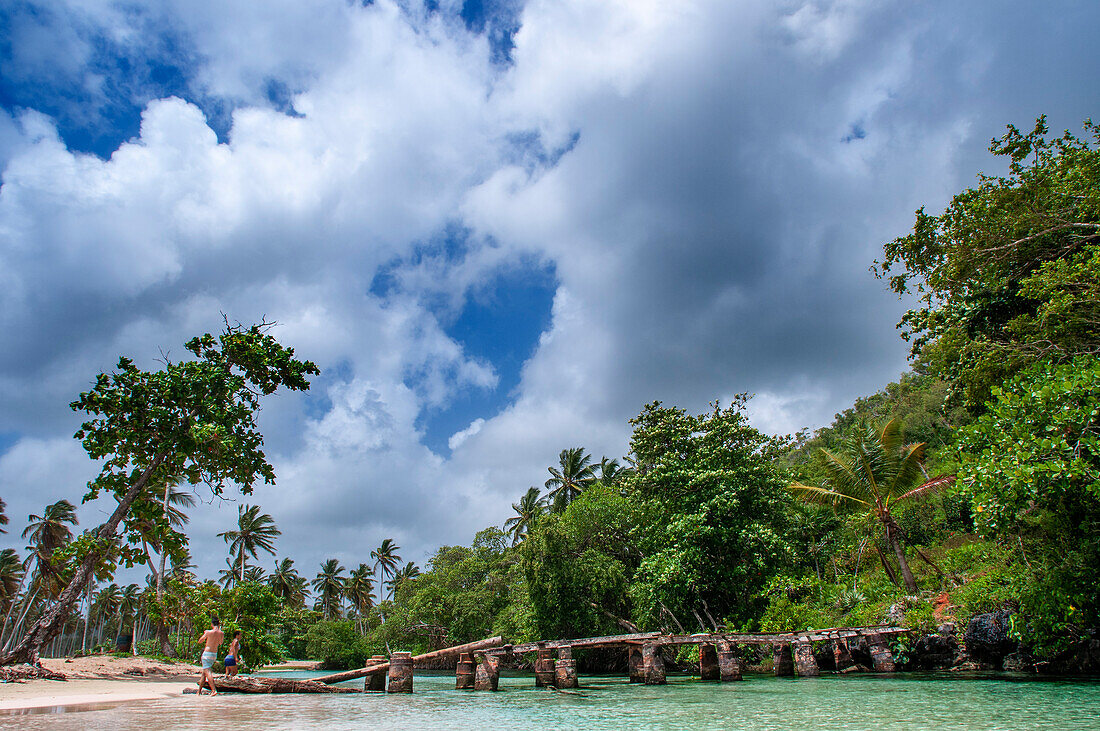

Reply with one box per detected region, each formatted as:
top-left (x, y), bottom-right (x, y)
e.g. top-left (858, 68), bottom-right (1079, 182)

top-left (876, 117), bottom-right (1100, 411)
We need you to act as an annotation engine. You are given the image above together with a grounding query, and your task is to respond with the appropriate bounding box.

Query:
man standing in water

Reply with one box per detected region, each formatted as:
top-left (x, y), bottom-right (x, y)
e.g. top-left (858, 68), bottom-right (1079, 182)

top-left (197, 617), bottom-right (224, 695)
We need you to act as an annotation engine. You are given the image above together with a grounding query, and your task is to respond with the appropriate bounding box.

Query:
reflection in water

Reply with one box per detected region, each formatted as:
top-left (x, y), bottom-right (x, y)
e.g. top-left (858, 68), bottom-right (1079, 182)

top-left (7, 672), bottom-right (1100, 730)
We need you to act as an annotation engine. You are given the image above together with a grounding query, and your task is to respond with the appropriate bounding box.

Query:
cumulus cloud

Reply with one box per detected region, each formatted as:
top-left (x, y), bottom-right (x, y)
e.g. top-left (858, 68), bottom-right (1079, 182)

top-left (1, 0), bottom-right (1098, 576)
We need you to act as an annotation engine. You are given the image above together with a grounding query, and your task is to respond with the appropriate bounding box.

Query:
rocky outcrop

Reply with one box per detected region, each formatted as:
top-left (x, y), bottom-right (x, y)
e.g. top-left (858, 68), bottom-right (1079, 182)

top-left (964, 610), bottom-right (1016, 667)
top-left (909, 623), bottom-right (960, 670)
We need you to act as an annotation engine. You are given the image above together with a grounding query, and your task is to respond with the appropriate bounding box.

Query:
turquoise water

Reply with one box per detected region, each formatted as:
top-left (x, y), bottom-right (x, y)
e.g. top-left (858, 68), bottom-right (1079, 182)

top-left (5, 671), bottom-right (1100, 730)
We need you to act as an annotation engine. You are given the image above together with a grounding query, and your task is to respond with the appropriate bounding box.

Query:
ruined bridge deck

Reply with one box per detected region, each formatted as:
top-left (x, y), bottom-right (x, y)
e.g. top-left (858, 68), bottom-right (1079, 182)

top-left (489, 625), bottom-right (908, 656)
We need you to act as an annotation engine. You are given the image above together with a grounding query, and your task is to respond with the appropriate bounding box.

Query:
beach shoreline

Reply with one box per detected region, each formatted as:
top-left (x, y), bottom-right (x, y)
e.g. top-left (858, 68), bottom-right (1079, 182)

top-left (0, 655), bottom-right (199, 712)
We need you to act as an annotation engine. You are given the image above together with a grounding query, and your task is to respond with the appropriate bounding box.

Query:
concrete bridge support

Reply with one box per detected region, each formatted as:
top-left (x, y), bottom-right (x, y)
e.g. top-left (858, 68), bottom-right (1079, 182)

top-left (534, 644), bottom-right (556, 687)
top-left (364, 655), bottom-right (387, 691)
top-left (868, 635), bottom-right (896, 672)
top-left (387, 651), bottom-right (414, 693)
top-left (833, 639), bottom-right (856, 671)
top-left (455, 652), bottom-right (476, 690)
top-left (628, 646), bottom-right (645, 683)
top-left (773, 643), bottom-right (794, 676)
top-left (642, 643), bottom-right (667, 685)
top-left (717, 642), bottom-right (742, 681)
top-left (554, 648), bottom-right (579, 689)
top-left (474, 654), bottom-right (500, 691)
top-left (700, 644), bottom-right (720, 680)
top-left (793, 640), bottom-right (819, 677)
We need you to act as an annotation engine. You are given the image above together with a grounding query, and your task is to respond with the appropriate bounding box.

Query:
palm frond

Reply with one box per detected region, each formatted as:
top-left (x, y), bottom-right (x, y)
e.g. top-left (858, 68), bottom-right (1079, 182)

top-left (789, 483), bottom-right (870, 507)
top-left (896, 474), bottom-right (956, 504)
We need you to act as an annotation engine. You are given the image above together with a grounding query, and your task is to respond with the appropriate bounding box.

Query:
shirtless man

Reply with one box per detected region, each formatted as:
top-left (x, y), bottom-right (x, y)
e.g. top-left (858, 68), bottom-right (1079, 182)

top-left (197, 617), bottom-right (225, 695)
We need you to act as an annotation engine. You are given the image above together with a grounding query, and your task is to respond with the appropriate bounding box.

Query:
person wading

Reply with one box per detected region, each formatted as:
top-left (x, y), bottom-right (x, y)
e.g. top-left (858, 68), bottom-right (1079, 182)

top-left (197, 618), bottom-right (225, 695)
top-left (224, 630), bottom-right (242, 677)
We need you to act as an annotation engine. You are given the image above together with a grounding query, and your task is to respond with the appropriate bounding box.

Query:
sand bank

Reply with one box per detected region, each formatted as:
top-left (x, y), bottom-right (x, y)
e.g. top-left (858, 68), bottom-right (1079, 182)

top-left (0, 655), bottom-right (199, 711)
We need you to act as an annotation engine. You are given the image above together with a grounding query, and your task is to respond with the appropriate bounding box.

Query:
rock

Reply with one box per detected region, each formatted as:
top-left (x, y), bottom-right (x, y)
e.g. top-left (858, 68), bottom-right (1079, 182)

top-left (1002, 652), bottom-right (1033, 672)
top-left (911, 631), bottom-right (959, 670)
top-left (937, 622), bottom-right (957, 637)
top-left (963, 610), bottom-right (1016, 667)
top-left (886, 603), bottom-right (906, 625)
top-left (951, 660), bottom-right (994, 671)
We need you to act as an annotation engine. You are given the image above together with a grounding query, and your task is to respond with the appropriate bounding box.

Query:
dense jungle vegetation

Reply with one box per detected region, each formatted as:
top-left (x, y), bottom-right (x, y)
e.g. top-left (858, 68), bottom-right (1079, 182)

top-left (1, 118), bottom-right (1097, 672)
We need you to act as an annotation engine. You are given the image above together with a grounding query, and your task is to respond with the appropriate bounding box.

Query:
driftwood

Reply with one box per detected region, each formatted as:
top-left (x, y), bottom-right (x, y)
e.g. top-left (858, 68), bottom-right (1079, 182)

top-left (313, 636), bottom-right (504, 685)
top-left (211, 675), bottom-right (360, 694)
top-left (0, 663), bottom-right (67, 682)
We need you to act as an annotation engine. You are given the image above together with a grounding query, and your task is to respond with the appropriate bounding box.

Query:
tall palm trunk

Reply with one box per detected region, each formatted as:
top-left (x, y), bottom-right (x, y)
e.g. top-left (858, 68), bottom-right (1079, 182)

top-left (883, 516), bottom-right (918, 593)
top-left (80, 584), bottom-right (93, 653)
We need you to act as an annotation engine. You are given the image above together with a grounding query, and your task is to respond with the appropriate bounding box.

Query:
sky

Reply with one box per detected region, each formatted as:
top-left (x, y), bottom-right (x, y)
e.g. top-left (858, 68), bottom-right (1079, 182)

top-left (1, 0), bottom-right (1098, 583)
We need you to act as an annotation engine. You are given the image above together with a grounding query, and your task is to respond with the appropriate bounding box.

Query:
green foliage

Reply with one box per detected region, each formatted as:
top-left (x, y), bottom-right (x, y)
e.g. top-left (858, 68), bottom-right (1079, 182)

top-left (626, 399), bottom-right (794, 629)
top-left (221, 580), bottom-right (284, 668)
top-left (274, 606), bottom-right (322, 660)
top-left (522, 488), bottom-right (637, 639)
top-left (956, 357), bottom-right (1100, 656)
top-left (304, 620), bottom-right (373, 670)
top-left (876, 117), bottom-right (1100, 412)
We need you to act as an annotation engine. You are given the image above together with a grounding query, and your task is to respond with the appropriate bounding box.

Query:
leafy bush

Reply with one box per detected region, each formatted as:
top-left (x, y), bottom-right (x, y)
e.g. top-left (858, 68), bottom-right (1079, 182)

top-left (304, 620), bottom-right (373, 670)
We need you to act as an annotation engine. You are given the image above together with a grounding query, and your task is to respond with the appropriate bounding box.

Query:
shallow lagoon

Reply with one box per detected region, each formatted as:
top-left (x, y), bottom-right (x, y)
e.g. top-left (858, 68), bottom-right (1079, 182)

top-left (6, 671), bottom-right (1100, 730)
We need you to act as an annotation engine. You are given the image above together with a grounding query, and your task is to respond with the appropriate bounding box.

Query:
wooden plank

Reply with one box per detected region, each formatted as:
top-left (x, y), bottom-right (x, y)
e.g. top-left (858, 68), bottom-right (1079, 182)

top-left (313, 636), bottom-right (504, 685)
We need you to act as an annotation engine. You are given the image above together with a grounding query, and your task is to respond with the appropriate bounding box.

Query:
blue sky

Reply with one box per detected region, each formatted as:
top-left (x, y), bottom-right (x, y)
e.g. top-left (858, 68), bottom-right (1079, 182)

top-left (1, 0), bottom-right (1098, 577)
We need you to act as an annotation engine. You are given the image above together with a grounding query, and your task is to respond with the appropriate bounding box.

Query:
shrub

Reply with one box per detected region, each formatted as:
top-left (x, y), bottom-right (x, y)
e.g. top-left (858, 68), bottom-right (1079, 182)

top-left (304, 620), bottom-right (373, 670)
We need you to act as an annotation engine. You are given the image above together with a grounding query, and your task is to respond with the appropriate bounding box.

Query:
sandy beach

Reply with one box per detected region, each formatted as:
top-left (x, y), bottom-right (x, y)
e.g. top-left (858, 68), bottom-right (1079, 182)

top-left (0, 656), bottom-right (198, 712)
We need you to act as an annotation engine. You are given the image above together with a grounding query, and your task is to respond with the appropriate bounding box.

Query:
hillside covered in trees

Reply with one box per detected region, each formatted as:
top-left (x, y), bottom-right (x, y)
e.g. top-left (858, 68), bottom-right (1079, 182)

top-left (2, 118), bottom-right (1097, 675)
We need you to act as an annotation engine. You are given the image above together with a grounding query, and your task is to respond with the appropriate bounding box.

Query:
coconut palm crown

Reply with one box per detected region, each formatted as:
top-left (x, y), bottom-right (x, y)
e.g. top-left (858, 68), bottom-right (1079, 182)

top-left (218, 504), bottom-right (281, 582)
top-left (504, 487), bottom-right (547, 545)
top-left (545, 447), bottom-right (596, 512)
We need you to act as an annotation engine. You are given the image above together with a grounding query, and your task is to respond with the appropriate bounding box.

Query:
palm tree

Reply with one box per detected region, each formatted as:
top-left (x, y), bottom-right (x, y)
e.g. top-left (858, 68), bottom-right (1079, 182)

top-left (218, 504), bottom-right (281, 582)
top-left (88, 583), bottom-right (122, 652)
top-left (243, 565), bottom-right (267, 583)
top-left (268, 558), bottom-right (308, 607)
top-left (789, 418), bottom-right (954, 593)
top-left (503, 487), bottom-right (546, 545)
top-left (345, 564), bottom-right (376, 632)
top-left (370, 539), bottom-right (401, 601)
top-left (593, 456), bottom-right (629, 487)
top-left (0, 497), bottom-right (8, 533)
top-left (22, 500), bottom-right (78, 597)
top-left (130, 478), bottom-right (195, 657)
top-left (545, 447), bottom-right (595, 511)
top-left (387, 562), bottom-right (420, 599)
top-left (0, 549), bottom-right (23, 615)
top-left (118, 584), bottom-right (140, 652)
top-left (218, 557), bottom-right (239, 589)
top-left (312, 559), bottom-right (346, 619)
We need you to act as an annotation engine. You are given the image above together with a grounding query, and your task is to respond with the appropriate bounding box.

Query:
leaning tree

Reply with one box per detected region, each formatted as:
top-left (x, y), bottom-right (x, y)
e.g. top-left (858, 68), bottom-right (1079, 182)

top-left (1, 321), bottom-right (318, 665)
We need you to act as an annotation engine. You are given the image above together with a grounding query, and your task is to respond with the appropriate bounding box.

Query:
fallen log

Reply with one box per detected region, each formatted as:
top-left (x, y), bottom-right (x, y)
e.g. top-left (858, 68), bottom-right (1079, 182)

top-left (314, 636), bottom-right (504, 685)
top-left (211, 675), bottom-right (360, 694)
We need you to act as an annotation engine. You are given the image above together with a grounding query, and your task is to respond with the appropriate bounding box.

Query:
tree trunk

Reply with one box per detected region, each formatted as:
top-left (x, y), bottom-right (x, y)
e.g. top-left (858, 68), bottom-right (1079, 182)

top-left (884, 518), bottom-right (918, 593)
top-left (80, 585), bottom-right (92, 654)
top-left (1, 454), bottom-right (165, 665)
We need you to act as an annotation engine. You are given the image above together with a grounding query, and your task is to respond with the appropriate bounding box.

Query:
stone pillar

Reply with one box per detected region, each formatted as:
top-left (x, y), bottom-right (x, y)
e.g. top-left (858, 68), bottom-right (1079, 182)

top-left (555, 657), bottom-right (579, 689)
top-left (868, 635), bottom-right (896, 672)
top-left (535, 645), bottom-right (556, 687)
top-left (455, 652), bottom-right (476, 690)
top-left (793, 640), bottom-right (819, 677)
top-left (364, 655), bottom-right (387, 691)
top-left (642, 643), bottom-right (666, 685)
top-left (833, 639), bottom-right (856, 672)
top-left (717, 642), bottom-right (742, 682)
top-left (387, 651), bottom-right (413, 693)
top-left (628, 647), bottom-right (645, 684)
top-left (773, 643), bottom-right (794, 676)
top-left (474, 654), bottom-right (500, 691)
top-left (700, 644), bottom-right (720, 680)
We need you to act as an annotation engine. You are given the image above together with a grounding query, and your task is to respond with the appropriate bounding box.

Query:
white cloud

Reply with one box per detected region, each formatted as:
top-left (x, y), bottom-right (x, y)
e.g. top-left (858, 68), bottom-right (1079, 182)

top-left (2, 0), bottom-right (1098, 575)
